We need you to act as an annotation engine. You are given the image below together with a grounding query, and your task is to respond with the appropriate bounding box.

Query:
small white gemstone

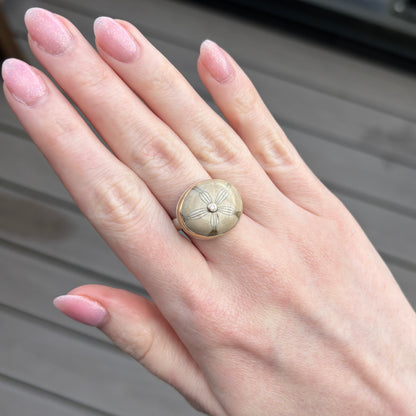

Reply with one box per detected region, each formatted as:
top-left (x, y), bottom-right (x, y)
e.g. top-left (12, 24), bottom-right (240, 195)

top-left (207, 203), bottom-right (218, 213)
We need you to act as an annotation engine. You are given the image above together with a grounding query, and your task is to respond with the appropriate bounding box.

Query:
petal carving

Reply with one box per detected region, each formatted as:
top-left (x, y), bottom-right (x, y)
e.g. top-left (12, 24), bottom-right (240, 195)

top-left (217, 206), bottom-right (235, 216)
top-left (193, 187), bottom-right (212, 204)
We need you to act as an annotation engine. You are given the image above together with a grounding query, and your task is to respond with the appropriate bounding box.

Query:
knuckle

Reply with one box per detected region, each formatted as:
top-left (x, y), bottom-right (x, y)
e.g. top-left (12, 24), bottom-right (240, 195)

top-left (256, 128), bottom-right (296, 170)
top-left (145, 60), bottom-right (178, 96)
top-left (195, 126), bottom-right (240, 166)
top-left (110, 313), bottom-right (155, 364)
top-left (226, 82), bottom-right (262, 131)
top-left (123, 326), bottom-right (155, 364)
top-left (132, 131), bottom-right (183, 172)
top-left (50, 116), bottom-right (83, 148)
top-left (182, 109), bottom-right (242, 167)
top-left (90, 173), bottom-right (148, 233)
top-left (232, 84), bottom-right (260, 118)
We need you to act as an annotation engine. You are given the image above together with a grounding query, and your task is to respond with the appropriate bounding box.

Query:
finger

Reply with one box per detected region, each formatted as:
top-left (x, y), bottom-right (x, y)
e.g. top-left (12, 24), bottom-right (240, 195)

top-left (198, 40), bottom-right (341, 217)
top-left (24, 7), bottom-right (209, 216)
top-left (93, 16), bottom-right (292, 224)
top-left (54, 285), bottom-right (224, 415)
top-left (1, 58), bottom-right (209, 315)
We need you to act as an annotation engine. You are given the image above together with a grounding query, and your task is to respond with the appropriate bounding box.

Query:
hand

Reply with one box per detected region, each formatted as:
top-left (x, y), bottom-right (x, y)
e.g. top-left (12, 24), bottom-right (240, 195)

top-left (3, 7), bottom-right (416, 415)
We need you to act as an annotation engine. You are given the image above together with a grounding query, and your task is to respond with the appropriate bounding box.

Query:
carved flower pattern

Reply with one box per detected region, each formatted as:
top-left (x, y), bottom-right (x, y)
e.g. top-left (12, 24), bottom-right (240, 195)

top-left (185, 184), bottom-right (236, 233)
top-left (178, 179), bottom-right (243, 238)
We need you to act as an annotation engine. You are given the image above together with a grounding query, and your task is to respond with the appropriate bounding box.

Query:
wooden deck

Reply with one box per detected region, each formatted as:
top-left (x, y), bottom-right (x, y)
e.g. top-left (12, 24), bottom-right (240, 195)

top-left (1, 0), bottom-right (416, 414)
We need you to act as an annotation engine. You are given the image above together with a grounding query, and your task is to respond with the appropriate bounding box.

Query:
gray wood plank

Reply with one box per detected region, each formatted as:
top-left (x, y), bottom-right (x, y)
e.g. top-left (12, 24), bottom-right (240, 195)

top-left (0, 132), bottom-right (71, 203)
top-left (0, 243), bottom-right (131, 343)
top-left (252, 71), bottom-right (416, 167)
top-left (338, 193), bottom-right (416, 268)
top-left (0, 374), bottom-right (110, 416)
top-left (0, 187), bottom-right (135, 285)
top-left (0, 309), bottom-right (199, 416)
top-left (287, 126), bottom-right (416, 217)
top-left (4, 0), bottom-right (416, 167)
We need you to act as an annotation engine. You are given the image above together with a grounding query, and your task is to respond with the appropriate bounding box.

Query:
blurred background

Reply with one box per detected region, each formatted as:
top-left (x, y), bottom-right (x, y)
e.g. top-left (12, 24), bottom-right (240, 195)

top-left (1, 0), bottom-right (416, 415)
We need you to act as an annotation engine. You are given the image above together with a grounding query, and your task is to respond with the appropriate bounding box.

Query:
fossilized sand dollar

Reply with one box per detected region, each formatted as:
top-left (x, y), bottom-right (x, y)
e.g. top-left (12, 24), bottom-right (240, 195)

top-left (176, 179), bottom-right (243, 239)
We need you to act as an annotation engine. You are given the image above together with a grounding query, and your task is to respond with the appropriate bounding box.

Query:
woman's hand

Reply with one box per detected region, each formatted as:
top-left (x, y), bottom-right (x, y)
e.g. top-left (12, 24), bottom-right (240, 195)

top-left (3, 7), bottom-right (416, 415)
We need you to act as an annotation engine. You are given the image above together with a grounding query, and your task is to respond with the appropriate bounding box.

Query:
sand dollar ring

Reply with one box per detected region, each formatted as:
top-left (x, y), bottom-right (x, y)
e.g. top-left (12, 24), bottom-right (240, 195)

top-left (174, 179), bottom-right (243, 239)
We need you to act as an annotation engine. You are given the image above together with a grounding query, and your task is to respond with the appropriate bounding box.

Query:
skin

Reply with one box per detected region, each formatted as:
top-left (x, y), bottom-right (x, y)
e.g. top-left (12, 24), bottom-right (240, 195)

top-left (3, 8), bottom-right (416, 415)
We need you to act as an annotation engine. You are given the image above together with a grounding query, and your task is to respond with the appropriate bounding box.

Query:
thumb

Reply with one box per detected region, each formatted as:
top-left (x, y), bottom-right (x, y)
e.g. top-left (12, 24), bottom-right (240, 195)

top-left (53, 284), bottom-right (222, 415)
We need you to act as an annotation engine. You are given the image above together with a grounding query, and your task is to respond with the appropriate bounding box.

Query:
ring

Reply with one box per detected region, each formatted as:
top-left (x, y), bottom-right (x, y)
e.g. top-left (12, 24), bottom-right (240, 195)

top-left (174, 179), bottom-right (243, 239)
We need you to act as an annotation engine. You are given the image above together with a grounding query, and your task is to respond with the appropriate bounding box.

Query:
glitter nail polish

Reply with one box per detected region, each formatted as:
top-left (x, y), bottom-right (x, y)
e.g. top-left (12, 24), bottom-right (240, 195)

top-left (94, 17), bottom-right (139, 63)
top-left (25, 7), bottom-right (73, 55)
top-left (53, 295), bottom-right (108, 327)
top-left (2, 59), bottom-right (47, 106)
top-left (200, 40), bottom-right (234, 83)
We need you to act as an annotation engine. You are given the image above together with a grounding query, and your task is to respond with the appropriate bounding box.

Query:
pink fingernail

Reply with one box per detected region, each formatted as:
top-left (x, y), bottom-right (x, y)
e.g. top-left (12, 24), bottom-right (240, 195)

top-left (200, 40), bottom-right (234, 83)
top-left (53, 295), bottom-right (108, 327)
top-left (2, 59), bottom-right (47, 106)
top-left (25, 7), bottom-right (73, 55)
top-left (94, 17), bottom-right (139, 63)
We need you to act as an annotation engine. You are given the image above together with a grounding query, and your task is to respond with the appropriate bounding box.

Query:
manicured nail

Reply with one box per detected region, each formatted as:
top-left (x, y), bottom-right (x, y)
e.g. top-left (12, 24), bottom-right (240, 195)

top-left (53, 295), bottom-right (108, 327)
top-left (2, 59), bottom-right (47, 106)
top-left (200, 40), bottom-right (234, 83)
top-left (25, 7), bottom-right (73, 55)
top-left (94, 17), bottom-right (139, 63)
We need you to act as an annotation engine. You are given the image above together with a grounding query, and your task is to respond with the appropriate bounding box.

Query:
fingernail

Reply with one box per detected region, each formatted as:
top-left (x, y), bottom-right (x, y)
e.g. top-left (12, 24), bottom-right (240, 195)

top-left (94, 17), bottom-right (139, 63)
top-left (53, 295), bottom-right (108, 327)
top-left (200, 40), bottom-right (234, 83)
top-left (25, 7), bottom-right (73, 55)
top-left (2, 59), bottom-right (47, 106)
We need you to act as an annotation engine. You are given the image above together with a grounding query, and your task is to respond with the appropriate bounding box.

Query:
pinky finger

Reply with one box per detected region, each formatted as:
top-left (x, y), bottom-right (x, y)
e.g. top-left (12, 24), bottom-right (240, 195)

top-left (54, 285), bottom-right (224, 415)
top-left (197, 40), bottom-right (341, 218)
